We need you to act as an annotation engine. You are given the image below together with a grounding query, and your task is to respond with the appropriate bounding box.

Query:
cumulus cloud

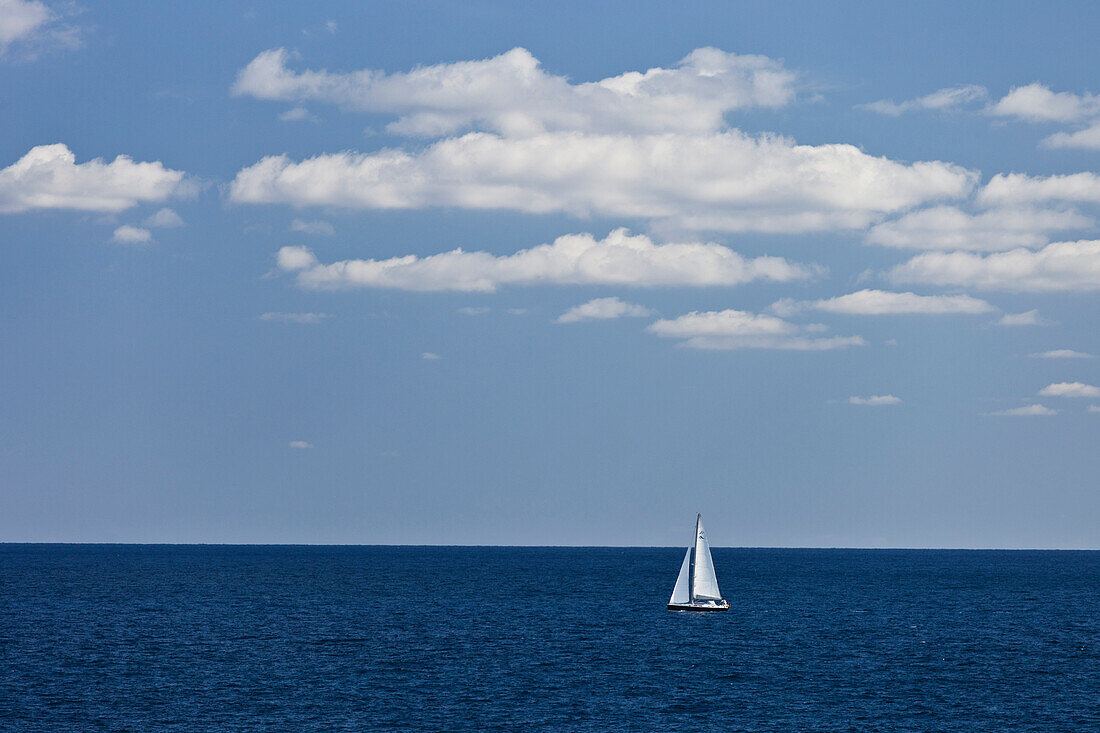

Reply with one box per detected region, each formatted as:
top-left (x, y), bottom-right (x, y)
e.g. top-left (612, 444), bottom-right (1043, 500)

top-left (231, 131), bottom-right (975, 234)
top-left (1038, 382), bottom-right (1100, 399)
top-left (1029, 349), bottom-right (1092, 359)
top-left (0, 144), bottom-right (185, 213)
top-left (988, 404), bottom-right (1057, 417)
top-left (997, 310), bottom-right (1046, 327)
top-left (111, 225), bottom-right (152, 244)
top-left (771, 289), bottom-right (995, 316)
top-left (144, 207), bottom-right (183, 228)
top-left (289, 440), bottom-right (313, 449)
top-left (1042, 122), bottom-right (1100, 151)
top-left (232, 46), bottom-right (799, 137)
top-left (989, 84), bottom-right (1100, 123)
top-left (290, 218), bottom-right (334, 235)
top-left (274, 228), bottom-right (818, 292)
top-left (859, 85), bottom-right (987, 115)
top-left (888, 240), bottom-right (1100, 292)
top-left (865, 206), bottom-right (1091, 251)
top-left (978, 172), bottom-right (1100, 207)
top-left (259, 311), bottom-right (328, 324)
top-left (848, 395), bottom-right (901, 405)
top-left (556, 297), bottom-right (653, 323)
top-left (646, 309), bottom-right (863, 351)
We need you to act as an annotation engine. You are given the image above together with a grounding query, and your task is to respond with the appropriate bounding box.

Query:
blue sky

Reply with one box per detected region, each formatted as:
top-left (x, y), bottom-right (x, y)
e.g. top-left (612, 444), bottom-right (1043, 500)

top-left (1, 1), bottom-right (1097, 546)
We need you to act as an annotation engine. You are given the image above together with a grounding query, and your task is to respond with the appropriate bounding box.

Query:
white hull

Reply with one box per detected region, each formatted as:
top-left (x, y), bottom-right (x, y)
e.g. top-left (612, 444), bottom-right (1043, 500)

top-left (667, 599), bottom-right (729, 612)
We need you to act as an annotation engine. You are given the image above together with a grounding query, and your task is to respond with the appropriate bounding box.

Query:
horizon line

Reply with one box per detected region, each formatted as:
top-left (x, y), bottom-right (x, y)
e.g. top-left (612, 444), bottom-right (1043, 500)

top-left (2, 542), bottom-right (1097, 551)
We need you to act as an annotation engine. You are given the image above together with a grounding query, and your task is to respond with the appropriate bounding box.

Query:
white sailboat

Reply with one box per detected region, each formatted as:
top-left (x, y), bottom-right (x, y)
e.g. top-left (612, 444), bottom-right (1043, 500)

top-left (667, 513), bottom-right (729, 612)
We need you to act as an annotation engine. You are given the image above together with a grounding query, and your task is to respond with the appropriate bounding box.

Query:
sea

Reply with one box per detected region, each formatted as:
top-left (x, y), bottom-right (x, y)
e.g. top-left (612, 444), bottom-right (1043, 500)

top-left (1, 545), bottom-right (1098, 731)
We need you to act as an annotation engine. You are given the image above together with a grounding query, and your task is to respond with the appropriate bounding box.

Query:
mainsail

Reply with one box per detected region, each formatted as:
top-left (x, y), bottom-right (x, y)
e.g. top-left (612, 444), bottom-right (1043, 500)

top-left (668, 548), bottom-right (691, 605)
top-left (691, 514), bottom-right (722, 600)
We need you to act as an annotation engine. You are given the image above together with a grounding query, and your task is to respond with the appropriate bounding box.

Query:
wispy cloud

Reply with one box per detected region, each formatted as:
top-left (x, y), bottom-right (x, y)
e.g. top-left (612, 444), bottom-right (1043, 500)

top-left (859, 85), bottom-right (987, 116)
top-left (290, 218), bottom-right (334, 235)
top-left (421, 352), bottom-right (441, 360)
top-left (848, 395), bottom-right (901, 406)
top-left (289, 440), bottom-right (313, 449)
top-left (0, 0), bottom-right (80, 60)
top-left (278, 106), bottom-right (318, 123)
top-left (556, 297), bottom-right (653, 323)
top-left (144, 207), bottom-right (184, 228)
top-left (998, 310), bottom-right (1047, 327)
top-left (1028, 349), bottom-right (1092, 359)
top-left (988, 404), bottom-right (1057, 417)
top-left (771, 289), bottom-right (994, 316)
top-left (259, 312), bottom-right (329, 324)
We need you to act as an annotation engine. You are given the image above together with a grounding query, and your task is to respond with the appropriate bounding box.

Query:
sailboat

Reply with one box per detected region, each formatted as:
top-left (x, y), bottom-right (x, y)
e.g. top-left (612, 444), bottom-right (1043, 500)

top-left (667, 513), bottom-right (729, 612)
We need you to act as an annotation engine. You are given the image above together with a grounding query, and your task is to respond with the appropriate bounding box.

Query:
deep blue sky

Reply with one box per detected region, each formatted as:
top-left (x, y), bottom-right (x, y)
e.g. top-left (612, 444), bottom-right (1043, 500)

top-left (1, 1), bottom-right (1097, 546)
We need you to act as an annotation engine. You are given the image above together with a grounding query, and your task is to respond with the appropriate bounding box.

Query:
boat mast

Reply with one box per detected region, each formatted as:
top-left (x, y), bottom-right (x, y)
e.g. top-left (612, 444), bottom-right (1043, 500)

top-left (689, 513), bottom-right (700, 601)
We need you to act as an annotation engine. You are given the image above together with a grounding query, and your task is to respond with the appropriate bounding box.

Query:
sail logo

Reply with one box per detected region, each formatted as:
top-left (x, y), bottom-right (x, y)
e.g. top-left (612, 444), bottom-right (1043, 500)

top-left (698, 531), bottom-right (706, 540)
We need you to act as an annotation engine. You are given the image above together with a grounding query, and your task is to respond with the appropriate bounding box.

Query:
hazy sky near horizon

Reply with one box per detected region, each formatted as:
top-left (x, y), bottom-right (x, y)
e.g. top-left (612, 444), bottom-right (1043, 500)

top-left (2, 1), bottom-right (1098, 546)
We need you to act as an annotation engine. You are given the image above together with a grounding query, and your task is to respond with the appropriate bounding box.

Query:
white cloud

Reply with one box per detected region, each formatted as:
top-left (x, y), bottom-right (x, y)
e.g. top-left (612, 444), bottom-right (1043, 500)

top-left (888, 240), bottom-right (1100, 292)
top-left (989, 84), bottom-right (1100, 123)
top-left (1089, 405), bottom-right (1100, 413)
top-left (1038, 382), bottom-right (1100, 399)
top-left (0, 0), bottom-right (76, 58)
top-left (865, 206), bottom-right (1091, 251)
top-left (276, 245), bottom-right (319, 271)
top-left (978, 172), bottom-right (1100, 207)
top-left (230, 131), bottom-right (976, 234)
top-left (1042, 122), bottom-right (1100, 151)
top-left (421, 352), bottom-right (441, 360)
top-left (772, 289), bottom-right (995, 316)
top-left (275, 228), bottom-right (818, 292)
top-left (233, 47), bottom-right (799, 137)
top-left (289, 440), bottom-right (313, 449)
top-left (556, 297), bottom-right (653, 323)
top-left (506, 308), bottom-right (528, 315)
top-left (259, 311), bottom-right (328, 324)
top-left (848, 395), bottom-right (901, 406)
top-left (278, 106), bottom-right (318, 123)
top-left (647, 309), bottom-right (864, 351)
top-left (111, 225), bottom-right (152, 244)
top-left (859, 85), bottom-right (987, 115)
top-left (989, 404), bottom-right (1057, 417)
top-left (997, 310), bottom-right (1046, 327)
top-left (1029, 349), bottom-right (1093, 359)
top-left (0, 0), bottom-right (49, 46)
top-left (457, 306), bottom-right (489, 315)
top-left (290, 218), bottom-right (334, 235)
top-left (0, 144), bottom-right (185, 213)
top-left (144, 207), bottom-right (183, 228)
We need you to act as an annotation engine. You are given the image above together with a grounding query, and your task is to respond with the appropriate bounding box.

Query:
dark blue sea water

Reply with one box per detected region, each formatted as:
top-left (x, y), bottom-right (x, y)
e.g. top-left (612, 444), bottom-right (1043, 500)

top-left (1, 546), bottom-right (1098, 731)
